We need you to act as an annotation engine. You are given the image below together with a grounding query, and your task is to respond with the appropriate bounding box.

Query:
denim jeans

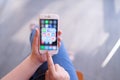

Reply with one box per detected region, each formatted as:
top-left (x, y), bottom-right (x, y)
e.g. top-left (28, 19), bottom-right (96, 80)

top-left (29, 27), bottom-right (78, 80)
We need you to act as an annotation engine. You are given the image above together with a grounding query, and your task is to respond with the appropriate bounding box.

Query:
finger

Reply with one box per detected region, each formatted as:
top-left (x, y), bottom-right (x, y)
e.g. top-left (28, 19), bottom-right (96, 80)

top-left (58, 30), bottom-right (62, 36)
top-left (55, 64), bottom-right (65, 71)
top-left (58, 42), bottom-right (61, 48)
top-left (29, 24), bottom-right (35, 31)
top-left (46, 52), bottom-right (55, 74)
top-left (54, 64), bottom-right (60, 71)
top-left (32, 28), bottom-right (39, 51)
top-left (38, 28), bottom-right (40, 51)
top-left (58, 37), bottom-right (62, 42)
top-left (45, 70), bottom-right (49, 80)
top-left (57, 37), bottom-right (62, 47)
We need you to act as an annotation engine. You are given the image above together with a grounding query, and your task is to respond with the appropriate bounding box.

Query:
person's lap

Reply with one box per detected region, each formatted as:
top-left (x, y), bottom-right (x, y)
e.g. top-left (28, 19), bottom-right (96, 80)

top-left (29, 27), bottom-right (78, 80)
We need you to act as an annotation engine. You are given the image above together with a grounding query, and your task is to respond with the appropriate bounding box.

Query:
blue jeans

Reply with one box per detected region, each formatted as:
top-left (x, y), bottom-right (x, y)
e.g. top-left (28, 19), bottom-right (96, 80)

top-left (29, 27), bottom-right (78, 80)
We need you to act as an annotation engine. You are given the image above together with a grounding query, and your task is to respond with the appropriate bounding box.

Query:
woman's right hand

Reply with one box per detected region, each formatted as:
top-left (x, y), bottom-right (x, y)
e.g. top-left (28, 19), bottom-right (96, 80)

top-left (45, 52), bottom-right (70, 80)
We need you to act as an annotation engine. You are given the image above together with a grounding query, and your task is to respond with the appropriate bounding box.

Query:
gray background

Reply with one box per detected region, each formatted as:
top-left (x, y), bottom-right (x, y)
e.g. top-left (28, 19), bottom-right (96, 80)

top-left (0, 0), bottom-right (120, 80)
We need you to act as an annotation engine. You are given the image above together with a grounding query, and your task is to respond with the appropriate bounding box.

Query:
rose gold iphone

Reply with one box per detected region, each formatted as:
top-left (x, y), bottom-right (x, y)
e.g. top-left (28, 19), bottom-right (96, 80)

top-left (39, 14), bottom-right (59, 54)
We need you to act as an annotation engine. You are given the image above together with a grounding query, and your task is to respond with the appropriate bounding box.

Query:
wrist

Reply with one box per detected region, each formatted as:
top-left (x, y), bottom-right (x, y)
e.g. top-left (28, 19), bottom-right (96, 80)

top-left (29, 53), bottom-right (43, 67)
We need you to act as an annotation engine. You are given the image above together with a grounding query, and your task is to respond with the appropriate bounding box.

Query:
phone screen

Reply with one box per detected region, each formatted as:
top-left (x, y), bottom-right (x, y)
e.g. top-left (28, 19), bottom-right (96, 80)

top-left (40, 19), bottom-right (58, 50)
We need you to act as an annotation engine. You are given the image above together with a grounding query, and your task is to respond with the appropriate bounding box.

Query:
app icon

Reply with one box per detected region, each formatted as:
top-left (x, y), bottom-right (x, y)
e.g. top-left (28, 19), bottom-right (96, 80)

top-left (45, 24), bottom-right (49, 28)
top-left (42, 37), bottom-right (46, 41)
top-left (41, 20), bottom-right (44, 24)
top-left (53, 20), bottom-right (57, 24)
top-left (45, 20), bottom-right (49, 24)
top-left (47, 28), bottom-right (51, 32)
top-left (49, 20), bottom-right (52, 24)
top-left (53, 28), bottom-right (56, 32)
top-left (48, 24), bottom-right (52, 28)
top-left (42, 33), bottom-right (46, 37)
top-left (40, 46), bottom-right (45, 50)
top-left (41, 24), bottom-right (44, 27)
top-left (44, 37), bottom-right (49, 43)
top-left (51, 33), bottom-right (56, 37)
top-left (41, 41), bottom-right (44, 44)
top-left (45, 46), bottom-right (49, 50)
top-left (51, 37), bottom-right (56, 42)
top-left (53, 46), bottom-right (56, 50)
top-left (49, 46), bottom-right (52, 50)
top-left (44, 41), bottom-right (49, 44)
top-left (42, 28), bottom-right (46, 32)
top-left (49, 41), bottom-right (52, 44)
top-left (50, 28), bottom-right (56, 32)
top-left (46, 32), bottom-right (51, 37)
top-left (53, 25), bottom-right (57, 28)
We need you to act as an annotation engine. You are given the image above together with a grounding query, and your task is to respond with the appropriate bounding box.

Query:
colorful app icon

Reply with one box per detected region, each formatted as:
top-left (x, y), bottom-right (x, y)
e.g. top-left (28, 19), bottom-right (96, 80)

top-left (49, 41), bottom-right (52, 44)
top-left (42, 28), bottom-right (46, 32)
top-left (41, 24), bottom-right (44, 27)
top-left (49, 20), bottom-right (52, 24)
top-left (41, 20), bottom-right (44, 24)
top-left (48, 24), bottom-right (52, 28)
top-left (53, 46), bottom-right (56, 50)
top-left (47, 28), bottom-right (51, 32)
top-left (53, 25), bottom-right (56, 28)
top-left (51, 37), bottom-right (56, 42)
top-left (45, 24), bottom-right (49, 28)
top-left (46, 32), bottom-right (51, 37)
top-left (51, 33), bottom-right (56, 37)
top-left (42, 33), bottom-right (46, 37)
top-left (53, 20), bottom-right (57, 24)
top-left (49, 46), bottom-right (52, 50)
top-left (45, 20), bottom-right (49, 24)
top-left (40, 45), bottom-right (45, 50)
top-left (45, 46), bottom-right (49, 50)
top-left (41, 41), bottom-right (44, 44)
top-left (44, 41), bottom-right (49, 44)
top-left (50, 28), bottom-right (56, 32)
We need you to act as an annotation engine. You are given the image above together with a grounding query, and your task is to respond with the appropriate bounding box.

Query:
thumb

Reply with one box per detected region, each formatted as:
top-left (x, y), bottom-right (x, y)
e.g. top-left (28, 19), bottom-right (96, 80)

top-left (32, 28), bottom-right (39, 51)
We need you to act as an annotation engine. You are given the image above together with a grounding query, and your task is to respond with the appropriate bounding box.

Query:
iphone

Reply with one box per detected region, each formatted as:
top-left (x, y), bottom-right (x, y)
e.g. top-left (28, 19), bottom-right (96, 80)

top-left (39, 14), bottom-right (59, 54)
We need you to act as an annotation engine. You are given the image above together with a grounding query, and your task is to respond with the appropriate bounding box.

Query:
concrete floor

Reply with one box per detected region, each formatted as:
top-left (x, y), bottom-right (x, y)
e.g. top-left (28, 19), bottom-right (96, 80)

top-left (0, 0), bottom-right (120, 80)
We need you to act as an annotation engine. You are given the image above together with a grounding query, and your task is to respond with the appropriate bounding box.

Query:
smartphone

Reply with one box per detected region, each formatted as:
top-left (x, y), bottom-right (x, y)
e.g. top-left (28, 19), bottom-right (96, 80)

top-left (39, 14), bottom-right (59, 54)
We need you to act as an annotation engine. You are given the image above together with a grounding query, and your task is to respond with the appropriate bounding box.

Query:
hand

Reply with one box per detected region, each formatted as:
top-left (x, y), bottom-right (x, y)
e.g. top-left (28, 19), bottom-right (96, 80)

top-left (45, 52), bottom-right (70, 80)
top-left (30, 27), bottom-right (62, 64)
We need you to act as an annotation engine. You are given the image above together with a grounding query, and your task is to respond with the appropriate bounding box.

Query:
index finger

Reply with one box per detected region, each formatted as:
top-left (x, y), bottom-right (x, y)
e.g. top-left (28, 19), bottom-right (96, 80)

top-left (46, 52), bottom-right (55, 74)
